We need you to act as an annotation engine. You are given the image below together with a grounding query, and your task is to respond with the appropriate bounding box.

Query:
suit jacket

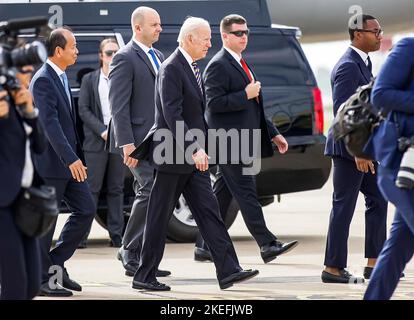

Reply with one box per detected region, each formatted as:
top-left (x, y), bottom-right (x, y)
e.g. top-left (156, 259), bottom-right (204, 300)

top-left (203, 48), bottom-right (278, 163)
top-left (0, 101), bottom-right (46, 207)
top-left (137, 48), bottom-right (208, 174)
top-left (30, 63), bottom-right (84, 179)
top-left (325, 47), bottom-right (373, 160)
top-left (369, 37), bottom-right (414, 171)
top-left (107, 40), bottom-right (164, 154)
top-left (78, 69), bottom-right (107, 152)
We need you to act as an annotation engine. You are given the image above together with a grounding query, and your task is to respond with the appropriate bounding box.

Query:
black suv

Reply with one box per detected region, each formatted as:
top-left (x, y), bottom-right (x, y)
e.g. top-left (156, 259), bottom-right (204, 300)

top-left (4, 0), bottom-right (331, 242)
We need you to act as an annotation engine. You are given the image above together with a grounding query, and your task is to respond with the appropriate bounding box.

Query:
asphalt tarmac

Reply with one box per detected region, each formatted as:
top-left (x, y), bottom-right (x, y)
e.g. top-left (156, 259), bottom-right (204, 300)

top-left (41, 175), bottom-right (413, 300)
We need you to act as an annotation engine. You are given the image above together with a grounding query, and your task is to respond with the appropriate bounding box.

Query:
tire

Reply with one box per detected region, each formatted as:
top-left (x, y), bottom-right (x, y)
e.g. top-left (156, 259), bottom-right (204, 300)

top-left (166, 172), bottom-right (239, 243)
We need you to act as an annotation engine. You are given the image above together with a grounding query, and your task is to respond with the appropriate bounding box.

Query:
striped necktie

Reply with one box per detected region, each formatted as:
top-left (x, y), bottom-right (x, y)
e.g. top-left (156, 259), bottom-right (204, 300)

top-left (148, 48), bottom-right (160, 72)
top-left (191, 61), bottom-right (203, 94)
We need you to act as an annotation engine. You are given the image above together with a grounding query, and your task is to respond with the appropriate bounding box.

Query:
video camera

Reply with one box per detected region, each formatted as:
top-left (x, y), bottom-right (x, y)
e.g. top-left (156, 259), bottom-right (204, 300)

top-left (0, 16), bottom-right (50, 92)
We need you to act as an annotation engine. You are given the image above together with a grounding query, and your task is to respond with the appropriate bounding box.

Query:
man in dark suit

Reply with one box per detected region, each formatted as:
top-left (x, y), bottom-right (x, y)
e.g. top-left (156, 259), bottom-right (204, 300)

top-left (364, 37), bottom-right (414, 299)
top-left (30, 28), bottom-right (96, 297)
top-left (132, 17), bottom-right (258, 291)
top-left (78, 38), bottom-right (125, 248)
top-left (108, 6), bottom-right (170, 278)
top-left (196, 14), bottom-right (298, 264)
top-left (322, 14), bottom-right (387, 283)
top-left (0, 68), bottom-right (46, 299)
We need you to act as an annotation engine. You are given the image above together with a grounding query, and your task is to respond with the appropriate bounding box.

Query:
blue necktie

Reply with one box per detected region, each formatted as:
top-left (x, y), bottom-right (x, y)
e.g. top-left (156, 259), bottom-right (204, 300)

top-left (148, 48), bottom-right (160, 72)
top-left (60, 73), bottom-right (72, 110)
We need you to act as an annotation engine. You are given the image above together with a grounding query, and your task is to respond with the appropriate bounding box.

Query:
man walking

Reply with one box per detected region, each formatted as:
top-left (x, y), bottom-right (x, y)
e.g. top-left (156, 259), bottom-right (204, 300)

top-left (132, 17), bottom-right (258, 291)
top-left (322, 14), bottom-right (387, 283)
top-left (196, 14), bottom-right (298, 263)
top-left (30, 28), bottom-right (96, 297)
top-left (108, 6), bottom-right (169, 277)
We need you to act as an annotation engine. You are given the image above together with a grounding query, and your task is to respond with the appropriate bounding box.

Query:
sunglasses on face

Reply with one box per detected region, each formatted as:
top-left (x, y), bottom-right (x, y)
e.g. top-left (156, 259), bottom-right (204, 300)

top-left (104, 50), bottom-right (118, 56)
top-left (228, 29), bottom-right (250, 37)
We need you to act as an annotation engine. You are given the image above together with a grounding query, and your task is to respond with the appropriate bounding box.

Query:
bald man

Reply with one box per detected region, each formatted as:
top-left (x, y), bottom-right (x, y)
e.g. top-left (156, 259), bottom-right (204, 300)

top-left (107, 7), bottom-right (170, 278)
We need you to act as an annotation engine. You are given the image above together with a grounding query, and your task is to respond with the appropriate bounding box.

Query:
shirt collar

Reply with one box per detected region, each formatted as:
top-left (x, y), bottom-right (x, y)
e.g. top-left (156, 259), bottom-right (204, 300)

top-left (224, 46), bottom-right (242, 63)
top-left (132, 38), bottom-right (152, 54)
top-left (46, 59), bottom-right (65, 77)
top-left (100, 68), bottom-right (109, 80)
top-left (350, 45), bottom-right (369, 65)
top-left (178, 47), bottom-right (194, 67)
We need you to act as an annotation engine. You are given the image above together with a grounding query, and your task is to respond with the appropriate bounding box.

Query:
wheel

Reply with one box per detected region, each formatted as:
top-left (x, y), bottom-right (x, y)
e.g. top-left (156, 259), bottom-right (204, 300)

top-left (166, 172), bottom-right (239, 243)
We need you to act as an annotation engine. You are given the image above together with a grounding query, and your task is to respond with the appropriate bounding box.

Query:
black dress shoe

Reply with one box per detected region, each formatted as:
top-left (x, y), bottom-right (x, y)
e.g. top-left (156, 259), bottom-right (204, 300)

top-left (321, 269), bottom-right (364, 284)
top-left (38, 283), bottom-right (73, 297)
top-left (61, 268), bottom-right (82, 291)
top-left (117, 247), bottom-right (139, 275)
top-left (363, 266), bottom-right (405, 280)
top-left (219, 269), bottom-right (259, 290)
top-left (194, 247), bottom-right (213, 262)
top-left (132, 280), bottom-right (171, 291)
top-left (125, 268), bottom-right (172, 277)
top-left (260, 240), bottom-right (299, 263)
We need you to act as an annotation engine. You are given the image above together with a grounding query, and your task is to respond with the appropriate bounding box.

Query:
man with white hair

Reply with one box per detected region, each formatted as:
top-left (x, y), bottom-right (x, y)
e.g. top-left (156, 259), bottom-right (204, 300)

top-left (108, 6), bottom-right (170, 278)
top-left (132, 17), bottom-right (259, 291)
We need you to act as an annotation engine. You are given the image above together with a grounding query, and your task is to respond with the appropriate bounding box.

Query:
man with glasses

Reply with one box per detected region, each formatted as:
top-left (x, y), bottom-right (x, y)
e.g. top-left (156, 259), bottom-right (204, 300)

top-left (78, 38), bottom-right (125, 248)
top-left (196, 14), bottom-right (298, 264)
top-left (107, 6), bottom-right (171, 278)
top-left (322, 14), bottom-right (388, 283)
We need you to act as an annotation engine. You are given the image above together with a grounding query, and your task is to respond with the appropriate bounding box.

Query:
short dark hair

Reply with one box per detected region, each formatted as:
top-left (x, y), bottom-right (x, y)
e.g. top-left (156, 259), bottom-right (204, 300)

top-left (348, 14), bottom-right (377, 41)
top-left (46, 26), bottom-right (73, 57)
top-left (220, 14), bottom-right (246, 33)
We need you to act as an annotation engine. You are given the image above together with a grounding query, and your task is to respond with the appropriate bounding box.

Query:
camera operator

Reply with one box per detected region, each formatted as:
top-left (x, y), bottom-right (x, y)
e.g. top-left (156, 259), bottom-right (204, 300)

top-left (0, 67), bottom-right (46, 300)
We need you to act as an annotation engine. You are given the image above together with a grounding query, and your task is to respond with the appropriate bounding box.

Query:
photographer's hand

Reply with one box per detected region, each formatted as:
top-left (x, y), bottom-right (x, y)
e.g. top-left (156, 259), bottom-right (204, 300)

top-left (0, 91), bottom-right (9, 118)
top-left (11, 87), bottom-right (34, 115)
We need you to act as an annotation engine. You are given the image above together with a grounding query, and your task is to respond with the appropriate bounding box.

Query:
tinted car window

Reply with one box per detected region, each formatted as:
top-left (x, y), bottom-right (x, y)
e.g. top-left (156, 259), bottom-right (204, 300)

top-left (244, 34), bottom-right (312, 86)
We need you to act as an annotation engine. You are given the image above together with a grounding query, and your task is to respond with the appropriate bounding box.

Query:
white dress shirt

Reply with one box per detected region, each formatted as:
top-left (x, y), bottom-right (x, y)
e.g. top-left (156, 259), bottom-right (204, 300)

top-left (224, 46), bottom-right (254, 81)
top-left (349, 45), bottom-right (370, 66)
top-left (132, 38), bottom-right (161, 74)
top-left (98, 69), bottom-right (111, 126)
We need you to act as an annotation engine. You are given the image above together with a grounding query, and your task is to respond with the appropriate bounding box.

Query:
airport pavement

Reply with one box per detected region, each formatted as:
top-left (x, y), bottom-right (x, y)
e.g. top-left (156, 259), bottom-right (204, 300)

top-left (42, 175), bottom-right (414, 300)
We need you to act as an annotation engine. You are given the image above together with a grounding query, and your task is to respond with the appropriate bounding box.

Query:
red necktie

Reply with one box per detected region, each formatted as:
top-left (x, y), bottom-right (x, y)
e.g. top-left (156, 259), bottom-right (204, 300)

top-left (240, 58), bottom-right (253, 81)
top-left (240, 58), bottom-right (258, 103)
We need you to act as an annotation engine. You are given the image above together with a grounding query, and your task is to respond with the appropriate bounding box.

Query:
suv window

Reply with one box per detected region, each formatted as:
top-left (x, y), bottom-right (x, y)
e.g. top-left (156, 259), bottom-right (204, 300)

top-left (244, 34), bottom-right (313, 87)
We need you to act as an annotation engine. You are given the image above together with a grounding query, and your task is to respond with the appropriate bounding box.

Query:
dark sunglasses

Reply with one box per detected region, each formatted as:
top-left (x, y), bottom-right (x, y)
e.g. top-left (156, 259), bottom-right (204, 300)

top-left (228, 29), bottom-right (249, 37)
top-left (104, 50), bottom-right (118, 56)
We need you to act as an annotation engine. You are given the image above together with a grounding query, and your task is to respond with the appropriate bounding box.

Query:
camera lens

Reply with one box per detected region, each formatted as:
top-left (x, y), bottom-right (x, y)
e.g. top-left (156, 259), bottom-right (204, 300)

top-left (10, 40), bottom-right (47, 68)
top-left (396, 146), bottom-right (414, 189)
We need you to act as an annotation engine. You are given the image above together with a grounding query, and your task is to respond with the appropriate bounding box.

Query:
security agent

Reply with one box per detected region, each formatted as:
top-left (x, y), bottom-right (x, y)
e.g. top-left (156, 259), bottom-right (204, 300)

top-left (0, 69), bottom-right (46, 299)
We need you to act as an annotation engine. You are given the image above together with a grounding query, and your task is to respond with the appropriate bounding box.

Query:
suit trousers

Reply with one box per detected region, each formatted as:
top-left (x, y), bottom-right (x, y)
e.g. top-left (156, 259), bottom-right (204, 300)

top-left (324, 157), bottom-right (387, 269)
top-left (39, 178), bottom-right (95, 283)
top-left (122, 160), bottom-right (154, 255)
top-left (84, 151), bottom-right (125, 240)
top-left (0, 206), bottom-right (41, 300)
top-left (134, 169), bottom-right (241, 283)
top-left (364, 166), bottom-right (414, 300)
top-left (197, 164), bottom-right (276, 250)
